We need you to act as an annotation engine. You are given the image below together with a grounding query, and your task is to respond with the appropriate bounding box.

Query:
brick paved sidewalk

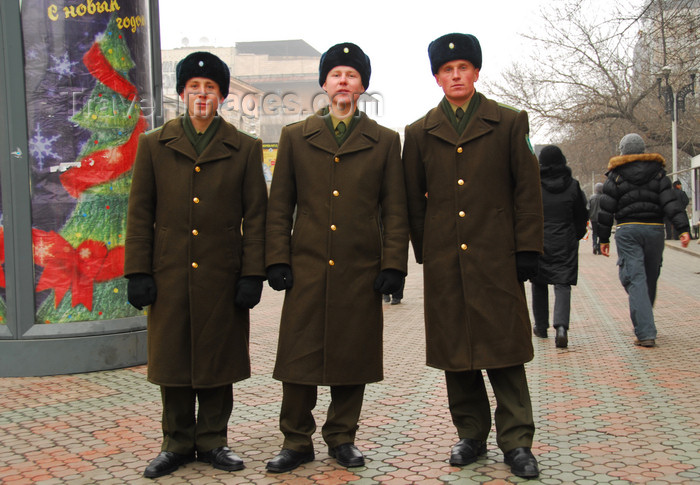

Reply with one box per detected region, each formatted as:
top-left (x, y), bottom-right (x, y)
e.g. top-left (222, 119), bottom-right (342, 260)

top-left (1, 241), bottom-right (699, 484)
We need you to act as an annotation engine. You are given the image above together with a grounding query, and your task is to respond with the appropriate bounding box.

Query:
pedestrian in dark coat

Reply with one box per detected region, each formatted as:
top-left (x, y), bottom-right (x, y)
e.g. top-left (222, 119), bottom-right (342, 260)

top-left (124, 52), bottom-right (267, 479)
top-left (530, 145), bottom-right (588, 348)
top-left (264, 42), bottom-right (409, 474)
top-left (598, 133), bottom-right (690, 348)
top-left (665, 180), bottom-right (690, 239)
top-left (403, 33), bottom-right (543, 479)
top-left (589, 183), bottom-right (604, 254)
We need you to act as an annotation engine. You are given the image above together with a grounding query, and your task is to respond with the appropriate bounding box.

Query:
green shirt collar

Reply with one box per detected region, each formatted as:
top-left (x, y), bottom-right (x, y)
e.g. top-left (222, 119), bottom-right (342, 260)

top-left (322, 107), bottom-right (360, 146)
top-left (441, 94), bottom-right (480, 135)
top-left (182, 111), bottom-right (221, 156)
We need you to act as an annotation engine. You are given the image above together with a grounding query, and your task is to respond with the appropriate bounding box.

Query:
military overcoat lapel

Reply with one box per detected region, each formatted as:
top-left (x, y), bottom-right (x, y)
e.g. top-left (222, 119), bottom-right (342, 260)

top-left (425, 93), bottom-right (501, 146)
top-left (302, 111), bottom-right (379, 156)
top-left (336, 113), bottom-right (378, 156)
top-left (159, 116), bottom-right (240, 164)
top-left (303, 115), bottom-right (338, 155)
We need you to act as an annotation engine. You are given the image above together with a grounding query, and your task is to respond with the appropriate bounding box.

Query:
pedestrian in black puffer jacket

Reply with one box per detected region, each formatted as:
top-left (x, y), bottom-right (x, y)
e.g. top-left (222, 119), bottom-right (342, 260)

top-left (530, 145), bottom-right (588, 348)
top-left (597, 133), bottom-right (690, 348)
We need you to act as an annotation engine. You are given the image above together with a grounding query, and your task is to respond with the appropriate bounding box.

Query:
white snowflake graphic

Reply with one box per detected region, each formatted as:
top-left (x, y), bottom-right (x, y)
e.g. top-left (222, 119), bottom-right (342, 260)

top-left (49, 53), bottom-right (79, 79)
top-left (30, 125), bottom-right (60, 169)
top-left (34, 239), bottom-right (54, 264)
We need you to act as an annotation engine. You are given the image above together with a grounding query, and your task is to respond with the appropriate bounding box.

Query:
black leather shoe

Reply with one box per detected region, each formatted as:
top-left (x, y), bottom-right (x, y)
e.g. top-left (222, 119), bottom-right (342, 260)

top-left (143, 451), bottom-right (194, 479)
top-left (533, 326), bottom-right (548, 338)
top-left (555, 327), bottom-right (568, 348)
top-left (449, 438), bottom-right (487, 466)
top-left (504, 447), bottom-right (539, 478)
top-left (329, 443), bottom-right (365, 467)
top-left (266, 449), bottom-right (315, 473)
top-left (198, 446), bottom-right (244, 471)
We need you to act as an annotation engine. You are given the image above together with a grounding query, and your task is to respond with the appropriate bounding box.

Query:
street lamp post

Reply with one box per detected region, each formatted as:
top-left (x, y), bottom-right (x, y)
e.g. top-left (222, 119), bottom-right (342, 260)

top-left (657, 67), bottom-right (696, 175)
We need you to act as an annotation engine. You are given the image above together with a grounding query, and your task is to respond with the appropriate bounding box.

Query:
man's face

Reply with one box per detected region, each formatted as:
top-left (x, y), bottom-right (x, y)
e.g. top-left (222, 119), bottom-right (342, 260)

top-left (322, 66), bottom-right (365, 116)
top-left (180, 77), bottom-right (222, 120)
top-left (434, 60), bottom-right (479, 105)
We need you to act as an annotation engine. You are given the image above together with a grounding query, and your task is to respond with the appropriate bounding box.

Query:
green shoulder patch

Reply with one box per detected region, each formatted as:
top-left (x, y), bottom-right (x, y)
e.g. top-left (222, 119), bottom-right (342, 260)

top-left (525, 134), bottom-right (535, 155)
top-left (497, 102), bottom-right (521, 112)
top-left (144, 125), bottom-right (163, 136)
top-left (238, 129), bottom-right (258, 140)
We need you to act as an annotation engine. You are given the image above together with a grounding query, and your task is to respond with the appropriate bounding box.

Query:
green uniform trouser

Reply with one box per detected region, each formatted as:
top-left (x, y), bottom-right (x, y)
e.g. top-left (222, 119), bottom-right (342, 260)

top-left (445, 364), bottom-right (534, 452)
top-left (161, 385), bottom-right (232, 455)
top-left (279, 382), bottom-right (365, 452)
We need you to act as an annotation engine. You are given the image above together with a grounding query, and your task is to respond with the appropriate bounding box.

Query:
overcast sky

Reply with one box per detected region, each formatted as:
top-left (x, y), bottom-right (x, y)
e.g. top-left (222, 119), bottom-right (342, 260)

top-left (158, 0), bottom-right (551, 138)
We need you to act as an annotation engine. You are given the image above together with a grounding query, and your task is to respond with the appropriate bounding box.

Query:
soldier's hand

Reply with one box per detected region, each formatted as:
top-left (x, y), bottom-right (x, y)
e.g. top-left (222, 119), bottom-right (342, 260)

top-left (267, 264), bottom-right (293, 291)
top-left (126, 273), bottom-right (157, 310)
top-left (374, 269), bottom-right (405, 294)
top-left (515, 251), bottom-right (539, 282)
top-left (235, 276), bottom-right (264, 309)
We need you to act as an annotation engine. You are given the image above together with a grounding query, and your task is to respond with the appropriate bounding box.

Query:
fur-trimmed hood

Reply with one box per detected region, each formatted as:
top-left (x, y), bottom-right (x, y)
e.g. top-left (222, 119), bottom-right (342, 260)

top-left (607, 152), bottom-right (665, 171)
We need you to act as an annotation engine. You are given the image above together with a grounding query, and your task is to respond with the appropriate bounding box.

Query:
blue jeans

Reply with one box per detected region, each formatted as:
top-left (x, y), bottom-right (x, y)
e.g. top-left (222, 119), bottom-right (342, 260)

top-left (614, 224), bottom-right (665, 340)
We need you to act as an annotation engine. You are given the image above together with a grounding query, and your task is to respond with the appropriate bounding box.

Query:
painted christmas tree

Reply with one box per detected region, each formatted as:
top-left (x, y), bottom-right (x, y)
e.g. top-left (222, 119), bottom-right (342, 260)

top-left (34, 16), bottom-right (147, 323)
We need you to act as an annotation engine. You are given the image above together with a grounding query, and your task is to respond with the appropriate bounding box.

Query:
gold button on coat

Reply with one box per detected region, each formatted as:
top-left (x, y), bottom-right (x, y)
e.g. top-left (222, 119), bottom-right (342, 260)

top-left (192, 262), bottom-right (199, 268)
top-left (334, 156), bottom-right (340, 163)
top-left (195, 166), bottom-right (201, 172)
top-left (461, 244), bottom-right (468, 250)
top-left (459, 211), bottom-right (466, 217)
top-left (333, 190), bottom-right (339, 197)
top-left (192, 229), bottom-right (199, 235)
top-left (458, 179), bottom-right (465, 185)
top-left (457, 147), bottom-right (463, 153)
top-left (193, 197), bottom-right (200, 203)
top-left (330, 225), bottom-right (337, 231)
top-left (329, 260), bottom-right (335, 266)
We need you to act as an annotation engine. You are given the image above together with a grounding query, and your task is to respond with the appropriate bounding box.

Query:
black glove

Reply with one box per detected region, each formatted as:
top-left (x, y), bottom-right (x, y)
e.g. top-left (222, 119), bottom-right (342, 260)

top-left (515, 251), bottom-right (539, 282)
top-left (126, 273), bottom-right (157, 310)
top-left (267, 263), bottom-right (293, 291)
top-left (234, 276), bottom-right (264, 309)
top-left (374, 269), bottom-right (405, 294)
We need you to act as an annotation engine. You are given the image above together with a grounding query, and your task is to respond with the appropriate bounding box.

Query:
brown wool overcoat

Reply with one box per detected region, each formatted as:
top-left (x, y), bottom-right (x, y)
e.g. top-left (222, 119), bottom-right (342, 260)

top-left (403, 94), bottom-right (543, 371)
top-left (266, 111), bottom-right (409, 385)
top-left (124, 117), bottom-right (267, 388)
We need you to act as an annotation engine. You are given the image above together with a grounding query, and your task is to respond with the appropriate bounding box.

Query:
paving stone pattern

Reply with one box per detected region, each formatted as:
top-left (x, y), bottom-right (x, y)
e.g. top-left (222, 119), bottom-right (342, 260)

top-left (1, 240), bottom-right (699, 484)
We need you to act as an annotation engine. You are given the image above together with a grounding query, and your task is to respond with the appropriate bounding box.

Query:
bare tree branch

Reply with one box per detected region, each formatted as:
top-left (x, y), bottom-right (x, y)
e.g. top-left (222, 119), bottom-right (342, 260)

top-left (486, 0), bottom-right (700, 180)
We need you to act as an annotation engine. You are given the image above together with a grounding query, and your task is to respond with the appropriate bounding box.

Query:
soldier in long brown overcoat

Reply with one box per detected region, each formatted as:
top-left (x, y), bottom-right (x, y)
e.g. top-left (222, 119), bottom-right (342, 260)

top-left (402, 34), bottom-right (544, 479)
top-left (124, 52), bottom-right (267, 479)
top-left (264, 42), bottom-right (409, 473)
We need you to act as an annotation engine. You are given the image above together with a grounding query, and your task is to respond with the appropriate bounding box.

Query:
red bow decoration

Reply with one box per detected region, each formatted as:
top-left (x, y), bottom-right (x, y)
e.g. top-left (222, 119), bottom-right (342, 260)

top-left (33, 229), bottom-right (125, 311)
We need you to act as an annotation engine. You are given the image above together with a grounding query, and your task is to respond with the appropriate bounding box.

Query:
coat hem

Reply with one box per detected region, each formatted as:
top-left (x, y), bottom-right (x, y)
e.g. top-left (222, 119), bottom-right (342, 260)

top-left (147, 376), bottom-right (251, 388)
top-left (426, 358), bottom-right (533, 372)
top-left (272, 375), bottom-right (383, 386)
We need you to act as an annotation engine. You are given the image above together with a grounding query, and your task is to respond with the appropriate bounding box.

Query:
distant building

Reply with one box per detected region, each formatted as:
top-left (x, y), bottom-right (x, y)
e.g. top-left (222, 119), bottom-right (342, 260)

top-left (633, 0), bottom-right (700, 84)
top-left (161, 40), bottom-right (320, 142)
top-left (161, 39), bottom-right (383, 143)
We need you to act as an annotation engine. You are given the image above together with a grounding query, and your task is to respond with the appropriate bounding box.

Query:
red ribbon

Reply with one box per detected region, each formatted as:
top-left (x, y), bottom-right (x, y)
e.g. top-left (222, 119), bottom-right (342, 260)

top-left (33, 229), bottom-right (125, 311)
top-left (82, 42), bottom-right (138, 101)
top-left (60, 41), bottom-right (147, 198)
top-left (60, 114), bottom-right (146, 198)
